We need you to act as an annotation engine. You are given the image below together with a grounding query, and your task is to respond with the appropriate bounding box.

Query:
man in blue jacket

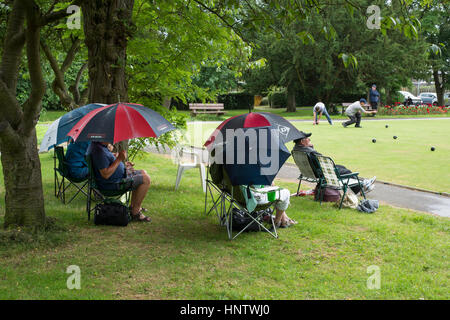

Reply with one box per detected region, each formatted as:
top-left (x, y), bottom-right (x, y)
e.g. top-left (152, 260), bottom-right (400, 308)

top-left (65, 140), bottom-right (90, 180)
top-left (369, 84), bottom-right (380, 113)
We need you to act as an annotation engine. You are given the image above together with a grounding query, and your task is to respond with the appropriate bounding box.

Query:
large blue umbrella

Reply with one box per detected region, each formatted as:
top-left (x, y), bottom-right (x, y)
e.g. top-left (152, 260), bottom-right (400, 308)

top-left (39, 103), bottom-right (106, 153)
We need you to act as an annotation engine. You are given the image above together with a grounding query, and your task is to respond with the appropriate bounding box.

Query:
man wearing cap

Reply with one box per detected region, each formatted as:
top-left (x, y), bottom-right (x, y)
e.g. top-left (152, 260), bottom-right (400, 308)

top-left (313, 102), bottom-right (333, 125)
top-left (342, 99), bottom-right (377, 128)
top-left (292, 131), bottom-right (376, 194)
top-left (369, 84), bottom-right (380, 112)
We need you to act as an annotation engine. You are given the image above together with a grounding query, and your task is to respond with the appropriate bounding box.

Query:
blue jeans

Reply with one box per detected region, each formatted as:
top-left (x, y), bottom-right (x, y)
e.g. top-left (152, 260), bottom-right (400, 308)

top-left (315, 109), bottom-right (333, 124)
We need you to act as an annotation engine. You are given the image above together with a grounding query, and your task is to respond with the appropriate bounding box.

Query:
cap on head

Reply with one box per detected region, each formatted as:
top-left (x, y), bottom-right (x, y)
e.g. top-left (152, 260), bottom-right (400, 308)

top-left (360, 98), bottom-right (367, 104)
top-left (372, 84), bottom-right (376, 88)
top-left (294, 131), bottom-right (312, 144)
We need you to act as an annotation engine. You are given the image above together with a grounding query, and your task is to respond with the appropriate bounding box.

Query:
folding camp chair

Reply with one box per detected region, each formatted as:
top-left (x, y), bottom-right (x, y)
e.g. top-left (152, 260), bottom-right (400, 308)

top-left (291, 150), bottom-right (320, 195)
top-left (54, 146), bottom-right (88, 204)
top-left (204, 163), bottom-right (278, 240)
top-left (312, 154), bottom-right (366, 209)
top-left (85, 154), bottom-right (132, 220)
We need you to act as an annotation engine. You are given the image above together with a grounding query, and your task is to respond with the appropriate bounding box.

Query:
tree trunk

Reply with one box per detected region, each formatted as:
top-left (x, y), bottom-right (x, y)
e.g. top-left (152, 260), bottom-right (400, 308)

top-left (1, 128), bottom-right (45, 228)
top-left (0, 0), bottom-right (50, 229)
top-left (433, 69), bottom-right (445, 106)
top-left (286, 84), bottom-right (296, 112)
top-left (81, 0), bottom-right (134, 104)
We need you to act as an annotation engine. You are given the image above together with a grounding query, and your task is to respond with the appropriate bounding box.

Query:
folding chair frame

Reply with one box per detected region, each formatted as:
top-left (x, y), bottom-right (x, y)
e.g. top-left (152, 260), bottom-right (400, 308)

top-left (291, 150), bottom-right (320, 195)
top-left (86, 155), bottom-right (132, 221)
top-left (311, 154), bottom-right (366, 209)
top-left (54, 147), bottom-right (89, 204)
top-left (204, 168), bottom-right (278, 240)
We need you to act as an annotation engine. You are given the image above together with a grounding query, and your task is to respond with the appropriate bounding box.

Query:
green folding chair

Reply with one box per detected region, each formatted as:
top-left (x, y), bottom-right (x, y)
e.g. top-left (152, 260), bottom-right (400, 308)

top-left (85, 154), bottom-right (133, 220)
top-left (313, 154), bottom-right (366, 209)
top-left (204, 162), bottom-right (278, 240)
top-left (54, 146), bottom-right (88, 204)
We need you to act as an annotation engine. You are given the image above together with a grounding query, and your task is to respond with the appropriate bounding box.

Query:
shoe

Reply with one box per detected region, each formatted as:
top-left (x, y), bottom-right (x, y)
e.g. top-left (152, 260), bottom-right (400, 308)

top-left (364, 184), bottom-right (375, 194)
top-left (275, 221), bottom-right (291, 229)
top-left (341, 122), bottom-right (347, 128)
top-left (355, 125), bottom-right (363, 128)
top-left (363, 176), bottom-right (376, 187)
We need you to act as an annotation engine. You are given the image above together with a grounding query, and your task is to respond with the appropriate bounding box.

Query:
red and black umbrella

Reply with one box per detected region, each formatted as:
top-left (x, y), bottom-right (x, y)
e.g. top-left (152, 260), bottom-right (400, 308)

top-left (204, 112), bottom-right (302, 150)
top-left (204, 112), bottom-right (301, 186)
top-left (67, 103), bottom-right (175, 144)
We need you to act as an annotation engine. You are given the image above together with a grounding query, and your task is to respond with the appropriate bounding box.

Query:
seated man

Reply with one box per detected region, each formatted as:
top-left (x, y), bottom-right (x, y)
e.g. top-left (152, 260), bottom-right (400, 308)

top-left (88, 141), bottom-right (151, 222)
top-left (247, 185), bottom-right (297, 229)
top-left (65, 140), bottom-right (90, 180)
top-left (210, 160), bottom-right (297, 229)
top-left (292, 131), bottom-right (376, 194)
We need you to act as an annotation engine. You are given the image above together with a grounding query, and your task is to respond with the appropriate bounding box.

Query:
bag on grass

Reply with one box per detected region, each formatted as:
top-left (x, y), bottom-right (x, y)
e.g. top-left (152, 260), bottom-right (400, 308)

top-left (230, 208), bottom-right (261, 232)
top-left (341, 189), bottom-right (359, 209)
top-left (94, 198), bottom-right (130, 227)
top-left (314, 185), bottom-right (341, 202)
top-left (357, 199), bottom-right (379, 213)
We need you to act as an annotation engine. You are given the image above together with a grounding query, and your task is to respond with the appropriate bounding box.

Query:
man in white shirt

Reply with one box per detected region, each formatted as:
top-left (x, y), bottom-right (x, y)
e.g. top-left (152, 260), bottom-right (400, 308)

top-left (313, 102), bottom-right (333, 125)
top-left (342, 99), bottom-right (376, 128)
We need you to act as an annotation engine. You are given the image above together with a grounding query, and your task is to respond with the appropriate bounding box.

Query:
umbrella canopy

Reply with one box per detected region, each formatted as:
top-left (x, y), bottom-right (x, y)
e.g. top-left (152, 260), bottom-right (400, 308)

top-left (204, 112), bottom-right (302, 150)
top-left (67, 103), bottom-right (175, 144)
top-left (39, 103), bottom-right (107, 153)
top-left (205, 112), bottom-right (297, 186)
top-left (213, 127), bottom-right (291, 185)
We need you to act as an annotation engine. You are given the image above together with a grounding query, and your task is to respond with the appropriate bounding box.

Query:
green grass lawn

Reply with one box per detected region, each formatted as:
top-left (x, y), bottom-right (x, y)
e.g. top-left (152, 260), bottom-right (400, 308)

top-left (182, 105), bottom-right (450, 121)
top-left (0, 152), bottom-right (448, 299)
top-left (185, 119), bottom-right (450, 193)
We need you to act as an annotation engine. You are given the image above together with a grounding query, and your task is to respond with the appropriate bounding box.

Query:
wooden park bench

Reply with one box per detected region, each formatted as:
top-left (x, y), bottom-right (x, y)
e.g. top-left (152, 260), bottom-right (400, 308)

top-left (189, 103), bottom-right (225, 116)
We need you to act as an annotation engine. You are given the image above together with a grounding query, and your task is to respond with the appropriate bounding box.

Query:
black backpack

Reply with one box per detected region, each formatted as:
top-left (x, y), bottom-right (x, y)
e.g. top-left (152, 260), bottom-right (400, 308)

top-left (230, 208), bottom-right (273, 232)
top-left (94, 198), bottom-right (130, 227)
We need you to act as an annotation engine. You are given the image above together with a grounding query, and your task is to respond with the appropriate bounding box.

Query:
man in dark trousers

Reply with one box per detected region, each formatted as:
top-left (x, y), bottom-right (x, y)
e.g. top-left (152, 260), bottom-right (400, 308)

top-left (342, 99), bottom-right (377, 128)
top-left (292, 131), bottom-right (376, 194)
top-left (369, 84), bottom-right (380, 113)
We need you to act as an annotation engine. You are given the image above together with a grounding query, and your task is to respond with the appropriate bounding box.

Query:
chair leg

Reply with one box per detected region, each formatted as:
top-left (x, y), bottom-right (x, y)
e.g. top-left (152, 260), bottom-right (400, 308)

top-left (87, 186), bottom-right (92, 220)
top-left (339, 186), bottom-right (347, 209)
top-left (358, 179), bottom-right (366, 199)
top-left (175, 165), bottom-right (185, 191)
top-left (199, 164), bottom-right (206, 193)
top-left (296, 175), bottom-right (302, 196)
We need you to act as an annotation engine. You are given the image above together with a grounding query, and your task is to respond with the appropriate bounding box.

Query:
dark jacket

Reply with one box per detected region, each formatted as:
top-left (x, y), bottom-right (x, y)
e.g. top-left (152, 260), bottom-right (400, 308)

top-left (369, 89), bottom-right (380, 103)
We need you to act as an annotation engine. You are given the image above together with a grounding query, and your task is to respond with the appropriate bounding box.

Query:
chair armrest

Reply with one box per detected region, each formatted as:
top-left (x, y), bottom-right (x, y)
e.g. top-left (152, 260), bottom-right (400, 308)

top-left (339, 172), bottom-right (359, 179)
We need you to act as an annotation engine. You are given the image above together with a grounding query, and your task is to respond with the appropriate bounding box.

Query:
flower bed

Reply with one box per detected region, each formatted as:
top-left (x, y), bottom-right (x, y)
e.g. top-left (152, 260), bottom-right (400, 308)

top-left (378, 103), bottom-right (449, 116)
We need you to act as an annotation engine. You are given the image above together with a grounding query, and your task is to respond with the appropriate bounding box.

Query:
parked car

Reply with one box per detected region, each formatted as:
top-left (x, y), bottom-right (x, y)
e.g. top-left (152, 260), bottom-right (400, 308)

top-left (419, 92), bottom-right (438, 105)
top-left (444, 92), bottom-right (450, 107)
top-left (398, 91), bottom-right (422, 106)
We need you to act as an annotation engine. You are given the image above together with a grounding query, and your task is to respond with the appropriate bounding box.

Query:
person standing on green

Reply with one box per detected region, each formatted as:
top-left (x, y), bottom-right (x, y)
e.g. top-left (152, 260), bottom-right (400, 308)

top-left (369, 84), bottom-right (380, 112)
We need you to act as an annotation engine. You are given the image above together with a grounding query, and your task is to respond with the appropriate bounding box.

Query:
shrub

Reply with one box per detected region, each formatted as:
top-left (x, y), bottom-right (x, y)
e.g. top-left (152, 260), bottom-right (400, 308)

top-left (218, 92), bottom-right (254, 110)
top-left (268, 89), bottom-right (287, 108)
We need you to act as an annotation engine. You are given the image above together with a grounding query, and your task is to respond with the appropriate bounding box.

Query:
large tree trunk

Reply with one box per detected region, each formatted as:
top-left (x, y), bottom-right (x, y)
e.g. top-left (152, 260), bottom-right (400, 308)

top-left (81, 0), bottom-right (134, 104)
top-left (286, 84), bottom-right (296, 112)
top-left (433, 68), bottom-right (445, 106)
top-left (1, 128), bottom-right (45, 228)
top-left (0, 0), bottom-right (48, 228)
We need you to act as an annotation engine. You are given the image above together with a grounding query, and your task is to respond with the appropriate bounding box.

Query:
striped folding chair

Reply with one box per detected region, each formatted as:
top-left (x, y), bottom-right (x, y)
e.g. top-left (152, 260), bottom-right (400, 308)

top-left (313, 154), bottom-right (366, 209)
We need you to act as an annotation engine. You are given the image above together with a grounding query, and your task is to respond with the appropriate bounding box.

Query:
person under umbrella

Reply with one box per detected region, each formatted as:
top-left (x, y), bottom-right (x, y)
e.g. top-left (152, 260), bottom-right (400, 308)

top-left (205, 112), bottom-right (299, 228)
top-left (68, 102), bottom-right (176, 222)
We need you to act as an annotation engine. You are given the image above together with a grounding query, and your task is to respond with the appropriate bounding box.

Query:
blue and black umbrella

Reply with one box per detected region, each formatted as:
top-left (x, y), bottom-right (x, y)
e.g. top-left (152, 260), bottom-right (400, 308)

top-left (39, 103), bottom-right (106, 153)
